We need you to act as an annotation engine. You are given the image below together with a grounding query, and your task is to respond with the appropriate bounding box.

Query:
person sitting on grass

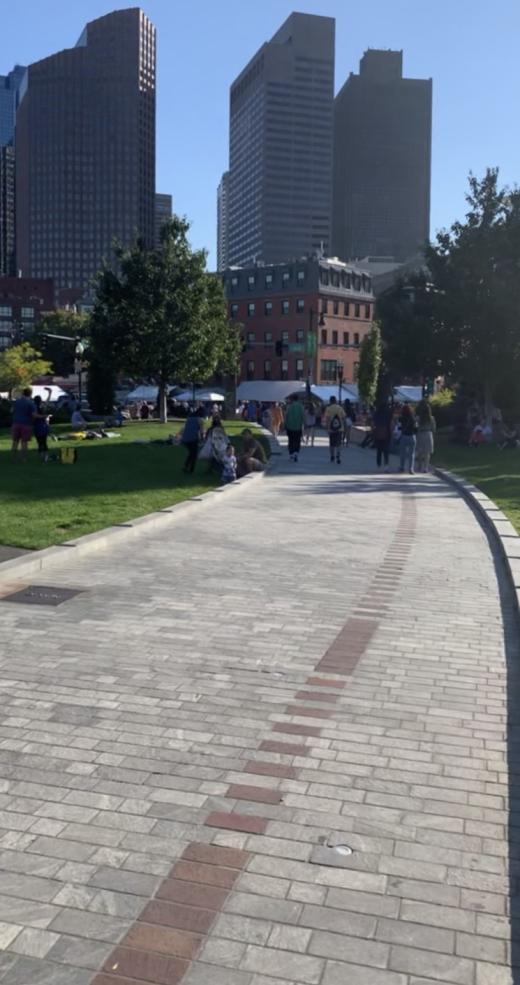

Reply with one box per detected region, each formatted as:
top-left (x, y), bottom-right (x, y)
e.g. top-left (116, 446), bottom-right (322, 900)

top-left (237, 428), bottom-right (266, 477)
top-left (71, 407), bottom-right (87, 428)
top-left (221, 443), bottom-right (237, 483)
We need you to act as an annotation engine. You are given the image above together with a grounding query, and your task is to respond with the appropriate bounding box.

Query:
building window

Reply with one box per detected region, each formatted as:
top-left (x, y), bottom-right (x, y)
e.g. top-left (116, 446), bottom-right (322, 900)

top-left (333, 300), bottom-right (339, 315)
top-left (343, 331), bottom-right (350, 346)
top-left (320, 359), bottom-right (337, 382)
top-left (332, 330), bottom-right (338, 345)
top-left (354, 333), bottom-right (360, 346)
top-left (265, 331), bottom-right (273, 343)
top-left (230, 303), bottom-right (239, 318)
top-left (248, 302), bottom-right (255, 317)
top-left (281, 330), bottom-right (289, 344)
top-left (344, 302), bottom-right (350, 317)
top-left (321, 328), bottom-right (327, 344)
top-left (247, 360), bottom-right (255, 380)
top-left (264, 360), bottom-right (272, 380)
top-left (247, 331), bottom-right (255, 344)
top-left (0, 306), bottom-right (12, 316)
top-left (282, 270), bottom-right (290, 285)
top-left (21, 307), bottom-right (34, 319)
top-left (296, 299), bottom-right (305, 313)
top-left (365, 304), bottom-right (371, 319)
top-left (296, 328), bottom-right (304, 343)
top-left (281, 359), bottom-right (289, 380)
top-left (296, 359), bottom-right (304, 380)
top-left (230, 275), bottom-right (238, 289)
top-left (265, 272), bottom-right (273, 288)
top-left (320, 269), bottom-right (329, 286)
top-left (355, 303), bottom-right (360, 317)
top-left (265, 301), bottom-right (272, 316)
top-left (297, 270), bottom-right (305, 284)
top-left (331, 271), bottom-right (340, 287)
top-left (281, 300), bottom-right (290, 315)
top-left (321, 300), bottom-right (328, 315)
top-left (248, 274), bottom-right (256, 290)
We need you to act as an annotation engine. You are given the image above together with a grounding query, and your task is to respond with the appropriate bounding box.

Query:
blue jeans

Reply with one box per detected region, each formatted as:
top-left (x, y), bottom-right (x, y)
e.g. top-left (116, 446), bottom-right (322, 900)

top-left (400, 434), bottom-right (416, 472)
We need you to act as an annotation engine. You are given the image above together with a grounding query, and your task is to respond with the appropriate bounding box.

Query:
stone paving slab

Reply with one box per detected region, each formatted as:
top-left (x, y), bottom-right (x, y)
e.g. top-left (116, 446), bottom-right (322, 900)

top-left (0, 438), bottom-right (517, 984)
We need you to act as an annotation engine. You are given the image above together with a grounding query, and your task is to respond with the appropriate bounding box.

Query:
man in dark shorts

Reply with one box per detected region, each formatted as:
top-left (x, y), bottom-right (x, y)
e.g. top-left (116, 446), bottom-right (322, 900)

top-left (11, 387), bottom-right (36, 461)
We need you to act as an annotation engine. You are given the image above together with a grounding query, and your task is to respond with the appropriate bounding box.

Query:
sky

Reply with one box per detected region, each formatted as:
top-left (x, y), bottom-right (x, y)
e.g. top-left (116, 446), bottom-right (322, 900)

top-left (3, 0), bottom-right (519, 268)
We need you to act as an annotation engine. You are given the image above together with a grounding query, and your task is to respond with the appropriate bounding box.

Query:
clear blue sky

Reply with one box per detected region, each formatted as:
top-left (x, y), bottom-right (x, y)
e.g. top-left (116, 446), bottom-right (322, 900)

top-left (3, 0), bottom-right (519, 268)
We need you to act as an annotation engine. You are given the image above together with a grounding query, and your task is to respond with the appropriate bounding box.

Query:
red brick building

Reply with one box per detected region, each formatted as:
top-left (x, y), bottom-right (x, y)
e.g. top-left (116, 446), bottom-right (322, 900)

top-left (0, 276), bottom-right (55, 349)
top-left (222, 257), bottom-right (374, 385)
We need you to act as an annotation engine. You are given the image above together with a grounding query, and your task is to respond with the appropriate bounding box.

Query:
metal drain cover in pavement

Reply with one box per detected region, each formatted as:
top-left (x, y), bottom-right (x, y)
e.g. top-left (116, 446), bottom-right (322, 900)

top-left (0, 585), bottom-right (84, 607)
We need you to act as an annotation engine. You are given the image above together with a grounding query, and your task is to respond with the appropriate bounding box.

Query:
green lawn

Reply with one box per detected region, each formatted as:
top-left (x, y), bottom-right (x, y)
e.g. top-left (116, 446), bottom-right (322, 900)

top-left (435, 433), bottom-right (520, 534)
top-left (0, 419), bottom-right (259, 550)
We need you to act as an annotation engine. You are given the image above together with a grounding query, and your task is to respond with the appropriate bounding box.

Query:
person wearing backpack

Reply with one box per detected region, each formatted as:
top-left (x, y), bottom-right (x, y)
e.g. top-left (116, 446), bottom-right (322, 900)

top-left (323, 396), bottom-right (346, 464)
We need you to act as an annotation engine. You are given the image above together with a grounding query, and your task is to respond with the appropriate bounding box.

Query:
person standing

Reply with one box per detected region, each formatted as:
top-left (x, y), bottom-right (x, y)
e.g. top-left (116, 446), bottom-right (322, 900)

top-left (343, 399), bottom-right (356, 446)
top-left (11, 387), bottom-right (36, 461)
top-left (322, 396), bottom-right (346, 464)
top-left (304, 404), bottom-right (317, 446)
top-left (416, 400), bottom-right (437, 472)
top-left (33, 394), bottom-right (51, 462)
top-left (399, 402), bottom-right (418, 474)
top-left (181, 406), bottom-right (204, 474)
top-left (284, 394), bottom-right (305, 462)
top-left (372, 402), bottom-right (392, 471)
top-left (270, 402), bottom-right (283, 437)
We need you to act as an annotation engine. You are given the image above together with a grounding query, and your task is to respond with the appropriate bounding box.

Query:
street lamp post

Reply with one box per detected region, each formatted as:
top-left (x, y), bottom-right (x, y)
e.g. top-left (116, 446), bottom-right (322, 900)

top-left (74, 339), bottom-right (85, 406)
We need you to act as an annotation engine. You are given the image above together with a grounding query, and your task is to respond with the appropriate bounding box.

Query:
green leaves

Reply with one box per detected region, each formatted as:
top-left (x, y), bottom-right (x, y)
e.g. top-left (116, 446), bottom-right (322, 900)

top-left (357, 322), bottom-right (382, 407)
top-left (0, 343), bottom-right (53, 395)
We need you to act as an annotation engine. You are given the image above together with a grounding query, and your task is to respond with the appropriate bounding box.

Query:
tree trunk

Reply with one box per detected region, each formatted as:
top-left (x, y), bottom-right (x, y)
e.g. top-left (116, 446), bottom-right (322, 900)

top-left (483, 378), bottom-right (494, 426)
top-left (158, 379), bottom-right (168, 423)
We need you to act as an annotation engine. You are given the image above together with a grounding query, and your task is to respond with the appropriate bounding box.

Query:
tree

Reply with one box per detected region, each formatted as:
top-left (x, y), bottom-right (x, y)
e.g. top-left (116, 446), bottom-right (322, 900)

top-left (36, 311), bottom-right (90, 376)
top-left (376, 271), bottom-right (449, 389)
top-left (356, 321), bottom-right (382, 407)
top-left (0, 343), bottom-right (52, 396)
top-left (90, 216), bottom-right (241, 421)
top-left (426, 168), bottom-right (520, 417)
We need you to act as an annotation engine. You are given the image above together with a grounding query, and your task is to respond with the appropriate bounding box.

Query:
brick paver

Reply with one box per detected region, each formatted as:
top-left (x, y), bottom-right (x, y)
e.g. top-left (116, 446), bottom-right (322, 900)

top-left (0, 438), bottom-right (516, 984)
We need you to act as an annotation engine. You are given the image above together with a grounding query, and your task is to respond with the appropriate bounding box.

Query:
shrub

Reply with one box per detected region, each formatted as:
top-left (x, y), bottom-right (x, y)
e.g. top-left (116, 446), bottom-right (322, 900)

top-left (430, 389), bottom-right (456, 429)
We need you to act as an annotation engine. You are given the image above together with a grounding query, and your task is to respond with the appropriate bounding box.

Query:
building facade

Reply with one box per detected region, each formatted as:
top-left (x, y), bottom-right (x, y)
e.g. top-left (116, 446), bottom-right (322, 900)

top-left (0, 276), bottom-right (55, 350)
top-left (223, 258), bottom-right (374, 385)
top-left (16, 9), bottom-right (156, 291)
top-left (155, 193), bottom-right (172, 247)
top-left (228, 12), bottom-right (335, 268)
top-left (332, 49), bottom-right (432, 262)
top-left (0, 66), bottom-right (27, 276)
top-left (217, 171), bottom-right (229, 272)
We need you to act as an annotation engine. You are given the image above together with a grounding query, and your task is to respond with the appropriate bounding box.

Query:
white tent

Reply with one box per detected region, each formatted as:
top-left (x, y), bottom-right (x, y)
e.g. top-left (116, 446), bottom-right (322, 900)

top-left (311, 384), bottom-right (359, 403)
top-left (125, 385), bottom-right (159, 402)
top-left (236, 380), bottom-right (306, 403)
top-left (174, 389), bottom-right (225, 403)
top-left (394, 385), bottom-right (422, 403)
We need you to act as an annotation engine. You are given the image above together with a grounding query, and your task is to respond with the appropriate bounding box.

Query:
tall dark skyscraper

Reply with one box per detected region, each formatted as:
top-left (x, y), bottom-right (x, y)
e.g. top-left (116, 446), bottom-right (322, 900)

top-left (16, 9), bottom-right (156, 291)
top-left (0, 65), bottom-right (26, 276)
top-left (227, 12), bottom-right (335, 268)
top-left (332, 50), bottom-right (432, 262)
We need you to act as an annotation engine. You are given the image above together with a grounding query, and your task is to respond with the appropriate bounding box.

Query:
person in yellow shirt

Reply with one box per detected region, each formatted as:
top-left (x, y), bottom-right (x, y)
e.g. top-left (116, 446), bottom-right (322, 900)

top-left (322, 396), bottom-right (346, 464)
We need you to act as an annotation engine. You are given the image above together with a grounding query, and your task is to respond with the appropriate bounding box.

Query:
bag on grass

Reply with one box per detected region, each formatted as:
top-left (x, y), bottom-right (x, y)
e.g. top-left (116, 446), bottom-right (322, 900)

top-left (60, 447), bottom-right (78, 465)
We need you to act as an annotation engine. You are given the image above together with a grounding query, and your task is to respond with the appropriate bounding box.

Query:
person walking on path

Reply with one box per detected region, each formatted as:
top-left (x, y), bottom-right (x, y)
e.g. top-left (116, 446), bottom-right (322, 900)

top-left (372, 402), bottom-right (392, 471)
top-left (181, 406), bottom-right (204, 474)
top-left (270, 402), bottom-right (283, 438)
top-left (323, 396), bottom-right (346, 464)
top-left (304, 404), bottom-right (317, 446)
top-left (284, 394), bottom-right (305, 462)
top-left (416, 399), bottom-right (437, 472)
top-left (11, 387), bottom-right (36, 461)
top-left (399, 402), bottom-right (418, 474)
top-left (343, 399), bottom-right (356, 446)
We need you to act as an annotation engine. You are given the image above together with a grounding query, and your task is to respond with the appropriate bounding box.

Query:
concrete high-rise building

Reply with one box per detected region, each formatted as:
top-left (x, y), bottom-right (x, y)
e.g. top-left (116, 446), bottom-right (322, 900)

top-left (332, 50), bottom-right (432, 262)
top-left (217, 171), bottom-right (229, 271)
top-left (0, 65), bottom-right (26, 276)
top-left (16, 9), bottom-right (156, 291)
top-left (155, 193), bottom-right (172, 247)
top-left (228, 12), bottom-right (335, 268)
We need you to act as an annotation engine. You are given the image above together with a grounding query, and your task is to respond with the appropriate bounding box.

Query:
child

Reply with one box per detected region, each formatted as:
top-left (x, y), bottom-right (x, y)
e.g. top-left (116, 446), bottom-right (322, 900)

top-left (221, 443), bottom-right (237, 483)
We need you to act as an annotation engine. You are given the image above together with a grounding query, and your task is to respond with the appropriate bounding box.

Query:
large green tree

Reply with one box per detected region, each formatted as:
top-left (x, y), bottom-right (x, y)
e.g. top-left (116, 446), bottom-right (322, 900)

top-left (356, 321), bottom-right (382, 407)
top-left (0, 343), bottom-right (52, 396)
top-left (89, 216), bottom-right (240, 420)
top-left (376, 271), bottom-right (448, 388)
top-left (426, 168), bottom-right (520, 415)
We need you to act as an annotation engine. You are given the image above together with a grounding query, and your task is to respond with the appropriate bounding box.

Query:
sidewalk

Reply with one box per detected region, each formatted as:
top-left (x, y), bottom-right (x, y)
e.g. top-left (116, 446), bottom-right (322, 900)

top-left (0, 440), bottom-right (516, 985)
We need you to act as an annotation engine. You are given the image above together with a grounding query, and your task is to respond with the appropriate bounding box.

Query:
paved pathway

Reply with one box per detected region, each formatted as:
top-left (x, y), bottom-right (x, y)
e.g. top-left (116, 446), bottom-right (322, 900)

top-left (0, 440), bottom-right (517, 985)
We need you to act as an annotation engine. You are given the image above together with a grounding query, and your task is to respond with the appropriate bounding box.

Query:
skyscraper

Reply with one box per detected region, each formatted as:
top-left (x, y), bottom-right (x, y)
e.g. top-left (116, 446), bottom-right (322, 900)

top-left (227, 12), bottom-right (335, 268)
top-left (16, 9), bottom-right (156, 291)
top-left (217, 171), bottom-right (229, 271)
top-left (332, 50), bottom-right (432, 262)
top-left (155, 193), bottom-right (172, 247)
top-left (0, 65), bottom-right (26, 276)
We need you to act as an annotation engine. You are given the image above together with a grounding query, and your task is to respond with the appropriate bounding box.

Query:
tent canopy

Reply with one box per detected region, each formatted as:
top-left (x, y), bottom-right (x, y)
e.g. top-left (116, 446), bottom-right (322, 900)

top-left (394, 385), bottom-right (422, 403)
top-left (311, 384), bottom-right (358, 403)
top-left (174, 389), bottom-right (225, 403)
top-left (31, 385), bottom-right (68, 402)
top-left (237, 380), bottom-right (306, 403)
top-left (126, 385), bottom-right (158, 402)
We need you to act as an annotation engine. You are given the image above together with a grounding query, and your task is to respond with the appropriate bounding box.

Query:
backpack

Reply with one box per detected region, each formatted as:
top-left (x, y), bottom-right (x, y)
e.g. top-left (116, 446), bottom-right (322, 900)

top-left (330, 414), bottom-right (342, 432)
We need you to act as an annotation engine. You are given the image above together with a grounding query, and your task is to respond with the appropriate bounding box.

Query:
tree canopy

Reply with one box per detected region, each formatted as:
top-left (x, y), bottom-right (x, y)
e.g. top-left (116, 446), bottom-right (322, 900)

top-left (0, 343), bottom-right (52, 396)
top-left (36, 310), bottom-right (90, 377)
top-left (89, 216), bottom-right (240, 419)
top-left (356, 321), bottom-right (382, 407)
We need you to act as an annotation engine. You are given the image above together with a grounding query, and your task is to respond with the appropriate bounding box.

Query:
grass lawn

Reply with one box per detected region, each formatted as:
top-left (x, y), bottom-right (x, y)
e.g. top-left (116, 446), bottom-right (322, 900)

top-left (435, 433), bottom-right (520, 534)
top-left (0, 419), bottom-right (261, 550)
